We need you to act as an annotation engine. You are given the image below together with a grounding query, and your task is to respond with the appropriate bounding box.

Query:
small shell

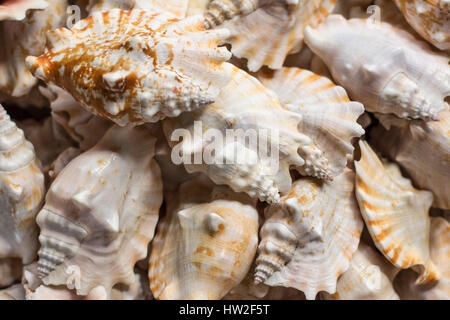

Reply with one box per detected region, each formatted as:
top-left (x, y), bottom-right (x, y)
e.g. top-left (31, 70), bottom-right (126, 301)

top-left (393, 0), bottom-right (450, 51)
top-left (149, 178), bottom-right (259, 299)
top-left (35, 125), bottom-right (163, 297)
top-left (217, 0), bottom-right (337, 71)
top-left (257, 67), bottom-right (364, 180)
top-left (26, 9), bottom-right (231, 126)
top-left (87, 0), bottom-right (189, 18)
top-left (163, 63), bottom-right (306, 203)
top-left (0, 105), bottom-right (45, 266)
top-left (371, 109), bottom-right (450, 209)
top-left (254, 168), bottom-right (364, 300)
top-left (304, 15), bottom-right (450, 121)
top-left (322, 242), bottom-right (400, 300)
top-left (355, 140), bottom-right (439, 284)
top-left (0, 0), bottom-right (68, 97)
top-left (394, 217), bottom-right (450, 300)
top-left (0, 0), bottom-right (48, 21)
top-left (0, 258), bottom-right (22, 288)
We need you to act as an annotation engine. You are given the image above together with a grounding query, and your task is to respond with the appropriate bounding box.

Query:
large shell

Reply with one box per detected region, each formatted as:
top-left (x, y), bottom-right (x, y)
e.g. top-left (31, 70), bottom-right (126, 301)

top-left (393, 0), bottom-right (450, 51)
top-left (26, 9), bottom-right (232, 126)
top-left (0, 0), bottom-right (48, 21)
top-left (304, 15), bottom-right (450, 121)
top-left (322, 242), bottom-right (400, 300)
top-left (257, 67), bottom-right (364, 180)
top-left (371, 110), bottom-right (450, 209)
top-left (0, 0), bottom-right (67, 97)
top-left (163, 63), bottom-right (306, 203)
top-left (0, 105), bottom-right (45, 266)
top-left (394, 217), bottom-right (450, 300)
top-left (149, 177), bottom-right (259, 299)
top-left (355, 140), bottom-right (438, 284)
top-left (87, 0), bottom-right (188, 18)
top-left (217, 0), bottom-right (337, 71)
top-left (254, 168), bottom-right (364, 299)
top-left (35, 125), bottom-right (163, 297)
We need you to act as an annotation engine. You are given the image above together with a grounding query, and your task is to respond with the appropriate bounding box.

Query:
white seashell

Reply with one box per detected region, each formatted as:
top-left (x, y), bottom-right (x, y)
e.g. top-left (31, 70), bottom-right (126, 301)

top-left (254, 168), bottom-right (364, 299)
top-left (46, 147), bottom-right (82, 183)
top-left (393, 0), bottom-right (450, 51)
top-left (163, 63), bottom-right (306, 203)
top-left (322, 242), bottom-right (400, 300)
top-left (257, 67), bottom-right (364, 180)
top-left (0, 0), bottom-right (48, 21)
top-left (0, 284), bottom-right (25, 300)
top-left (371, 109), bottom-right (450, 209)
top-left (149, 178), bottom-right (259, 299)
top-left (217, 0), bottom-right (337, 71)
top-left (0, 0), bottom-right (68, 97)
top-left (394, 217), bottom-right (450, 300)
top-left (26, 9), bottom-right (232, 126)
top-left (355, 140), bottom-right (439, 284)
top-left (0, 258), bottom-right (22, 288)
top-left (35, 124), bottom-right (163, 297)
top-left (304, 15), bottom-right (450, 121)
top-left (0, 105), bottom-right (45, 266)
top-left (87, 0), bottom-right (188, 18)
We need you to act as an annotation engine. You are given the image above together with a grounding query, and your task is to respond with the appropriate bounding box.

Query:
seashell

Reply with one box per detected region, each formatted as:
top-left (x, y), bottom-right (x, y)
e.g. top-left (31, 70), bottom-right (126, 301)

top-left (256, 67), bottom-right (364, 180)
top-left (0, 0), bottom-right (48, 21)
top-left (87, 0), bottom-right (189, 18)
top-left (0, 105), bottom-right (45, 266)
top-left (26, 9), bottom-right (232, 126)
top-left (0, 0), bottom-right (68, 97)
top-left (322, 242), bottom-right (400, 300)
top-left (394, 217), bottom-right (450, 300)
top-left (217, 0), bottom-right (337, 71)
top-left (371, 109), bottom-right (450, 209)
top-left (393, 0), bottom-right (450, 51)
top-left (46, 147), bottom-right (82, 183)
top-left (0, 258), bottom-right (22, 288)
top-left (304, 15), bottom-right (450, 121)
top-left (254, 168), bottom-right (364, 300)
top-left (163, 63), bottom-right (306, 203)
top-left (35, 124), bottom-right (163, 297)
top-left (149, 178), bottom-right (259, 299)
top-left (0, 284), bottom-right (25, 300)
top-left (27, 284), bottom-right (108, 300)
top-left (354, 140), bottom-right (439, 284)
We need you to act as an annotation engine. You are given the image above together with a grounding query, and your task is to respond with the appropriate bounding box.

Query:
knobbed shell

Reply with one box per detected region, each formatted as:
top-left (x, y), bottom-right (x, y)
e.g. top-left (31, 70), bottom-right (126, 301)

top-left (257, 67), bottom-right (364, 180)
top-left (87, 0), bottom-right (189, 18)
top-left (0, 0), bottom-right (48, 21)
top-left (163, 63), bottom-right (306, 203)
top-left (35, 124), bottom-right (163, 297)
top-left (0, 105), bottom-right (45, 267)
top-left (254, 168), bottom-right (364, 300)
top-left (26, 9), bottom-right (232, 126)
top-left (322, 242), bottom-right (400, 300)
top-left (149, 178), bottom-right (259, 300)
top-left (355, 141), bottom-right (439, 284)
top-left (393, 0), bottom-right (450, 51)
top-left (304, 15), bottom-right (450, 121)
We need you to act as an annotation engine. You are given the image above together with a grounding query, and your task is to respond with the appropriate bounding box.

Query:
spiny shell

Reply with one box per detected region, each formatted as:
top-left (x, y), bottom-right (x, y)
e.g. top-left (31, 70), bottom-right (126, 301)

top-left (0, 0), bottom-right (68, 97)
top-left (218, 0), bottom-right (337, 71)
top-left (0, 0), bottom-right (48, 21)
top-left (257, 67), bottom-right (364, 180)
top-left (371, 109), bottom-right (450, 209)
top-left (26, 9), bottom-right (232, 126)
top-left (355, 140), bottom-right (438, 284)
top-left (87, 0), bottom-right (189, 18)
top-left (0, 105), bottom-right (45, 265)
top-left (36, 125), bottom-right (163, 297)
top-left (254, 168), bottom-right (364, 300)
top-left (149, 178), bottom-right (259, 299)
top-left (322, 242), bottom-right (400, 300)
top-left (163, 63), bottom-right (306, 203)
top-left (394, 217), bottom-right (450, 300)
top-left (304, 15), bottom-right (450, 121)
top-left (393, 0), bottom-right (450, 51)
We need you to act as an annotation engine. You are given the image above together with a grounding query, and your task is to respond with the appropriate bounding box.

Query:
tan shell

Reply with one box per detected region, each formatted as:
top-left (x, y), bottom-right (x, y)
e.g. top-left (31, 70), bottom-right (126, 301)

top-left (355, 140), bottom-right (438, 284)
top-left (254, 168), bottom-right (364, 299)
top-left (87, 0), bottom-right (189, 18)
top-left (26, 9), bottom-right (232, 126)
top-left (0, 0), bottom-right (48, 21)
top-left (149, 177), bottom-right (259, 300)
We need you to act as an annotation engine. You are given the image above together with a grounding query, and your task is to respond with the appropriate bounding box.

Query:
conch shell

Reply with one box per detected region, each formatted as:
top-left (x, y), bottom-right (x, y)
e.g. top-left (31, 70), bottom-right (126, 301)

top-left (26, 9), bottom-right (232, 126)
top-left (254, 168), bottom-right (364, 300)
top-left (87, 0), bottom-right (189, 18)
top-left (0, 0), bottom-right (48, 21)
top-left (355, 140), bottom-right (439, 284)
top-left (35, 125), bottom-right (163, 297)
top-left (393, 0), bottom-right (450, 51)
top-left (149, 177), bottom-right (259, 299)
top-left (257, 67), bottom-right (364, 180)
top-left (304, 15), bottom-right (450, 121)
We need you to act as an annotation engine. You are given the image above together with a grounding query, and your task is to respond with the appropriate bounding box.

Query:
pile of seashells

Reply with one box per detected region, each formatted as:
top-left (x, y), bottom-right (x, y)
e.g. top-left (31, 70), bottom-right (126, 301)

top-left (0, 0), bottom-right (448, 300)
